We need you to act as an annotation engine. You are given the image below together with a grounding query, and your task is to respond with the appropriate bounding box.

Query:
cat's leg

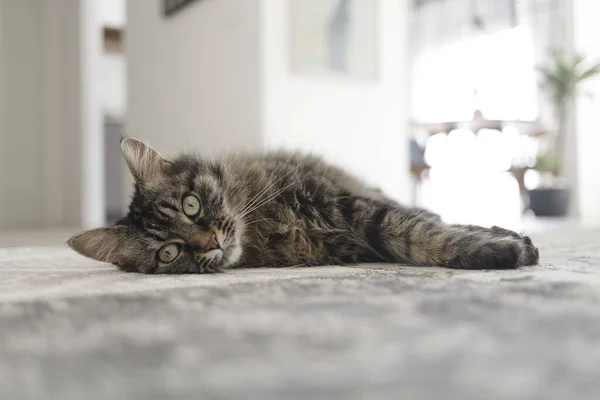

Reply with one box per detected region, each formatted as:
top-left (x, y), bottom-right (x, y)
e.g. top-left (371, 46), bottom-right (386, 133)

top-left (349, 199), bottom-right (539, 269)
top-left (452, 223), bottom-right (523, 238)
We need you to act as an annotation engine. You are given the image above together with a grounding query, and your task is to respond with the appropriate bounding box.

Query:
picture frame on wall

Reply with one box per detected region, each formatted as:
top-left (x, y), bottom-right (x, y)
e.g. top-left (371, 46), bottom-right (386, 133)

top-left (163, 0), bottom-right (201, 18)
top-left (289, 0), bottom-right (378, 79)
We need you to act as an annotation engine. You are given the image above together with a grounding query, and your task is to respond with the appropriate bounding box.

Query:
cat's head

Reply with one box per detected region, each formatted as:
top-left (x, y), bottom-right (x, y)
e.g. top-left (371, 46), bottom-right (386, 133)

top-left (68, 137), bottom-right (245, 273)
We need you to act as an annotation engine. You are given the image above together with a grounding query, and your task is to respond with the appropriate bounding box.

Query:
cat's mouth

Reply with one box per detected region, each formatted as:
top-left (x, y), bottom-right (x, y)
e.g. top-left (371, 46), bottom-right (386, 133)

top-left (217, 235), bottom-right (242, 269)
top-left (197, 235), bottom-right (235, 268)
top-left (202, 248), bottom-right (223, 259)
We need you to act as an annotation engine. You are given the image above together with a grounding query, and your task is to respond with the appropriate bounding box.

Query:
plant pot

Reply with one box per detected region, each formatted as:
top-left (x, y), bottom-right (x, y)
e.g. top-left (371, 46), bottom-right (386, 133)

top-left (528, 187), bottom-right (570, 217)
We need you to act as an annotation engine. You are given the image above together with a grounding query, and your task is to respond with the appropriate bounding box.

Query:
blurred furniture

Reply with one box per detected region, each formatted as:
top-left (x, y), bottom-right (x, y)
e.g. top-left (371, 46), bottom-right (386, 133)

top-left (409, 139), bottom-right (428, 205)
top-left (410, 110), bottom-right (545, 137)
top-left (409, 111), bottom-right (546, 212)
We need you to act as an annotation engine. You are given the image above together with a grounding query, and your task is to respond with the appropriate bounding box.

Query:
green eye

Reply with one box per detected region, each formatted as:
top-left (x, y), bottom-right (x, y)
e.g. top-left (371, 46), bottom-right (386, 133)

top-left (158, 243), bottom-right (179, 263)
top-left (182, 195), bottom-right (201, 217)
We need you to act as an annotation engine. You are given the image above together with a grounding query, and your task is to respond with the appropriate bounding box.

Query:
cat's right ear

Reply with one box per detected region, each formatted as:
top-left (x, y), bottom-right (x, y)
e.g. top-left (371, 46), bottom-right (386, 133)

top-left (120, 137), bottom-right (173, 183)
top-left (68, 226), bottom-right (130, 265)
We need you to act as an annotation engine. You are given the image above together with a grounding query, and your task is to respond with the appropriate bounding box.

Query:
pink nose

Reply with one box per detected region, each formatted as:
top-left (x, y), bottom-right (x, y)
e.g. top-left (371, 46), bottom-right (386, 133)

top-left (206, 232), bottom-right (220, 251)
top-left (190, 231), bottom-right (220, 252)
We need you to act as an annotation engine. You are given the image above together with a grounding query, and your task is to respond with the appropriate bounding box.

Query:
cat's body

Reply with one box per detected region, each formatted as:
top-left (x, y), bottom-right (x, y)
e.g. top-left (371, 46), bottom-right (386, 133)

top-left (68, 138), bottom-right (539, 274)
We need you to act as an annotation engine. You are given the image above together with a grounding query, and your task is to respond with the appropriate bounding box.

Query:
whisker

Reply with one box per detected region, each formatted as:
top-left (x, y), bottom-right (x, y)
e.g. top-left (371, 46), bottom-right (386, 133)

top-left (235, 153), bottom-right (296, 216)
top-left (238, 177), bottom-right (307, 220)
top-left (244, 218), bottom-right (275, 226)
top-left (236, 159), bottom-right (310, 221)
top-left (235, 155), bottom-right (309, 219)
top-left (236, 169), bottom-right (290, 217)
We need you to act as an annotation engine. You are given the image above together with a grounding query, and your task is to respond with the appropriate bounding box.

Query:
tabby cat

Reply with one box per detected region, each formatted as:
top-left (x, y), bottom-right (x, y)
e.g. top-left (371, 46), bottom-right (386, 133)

top-left (68, 138), bottom-right (539, 274)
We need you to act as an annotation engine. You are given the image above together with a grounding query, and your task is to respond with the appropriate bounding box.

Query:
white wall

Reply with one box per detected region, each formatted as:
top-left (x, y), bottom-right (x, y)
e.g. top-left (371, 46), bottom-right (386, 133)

top-left (100, 54), bottom-right (127, 117)
top-left (0, 0), bottom-right (44, 228)
top-left (261, 0), bottom-right (411, 202)
top-left (126, 0), bottom-right (263, 157)
top-left (100, 0), bottom-right (126, 117)
top-left (102, 0), bottom-right (125, 28)
top-left (0, 0), bottom-right (96, 230)
top-left (573, 0), bottom-right (600, 225)
top-left (127, 0), bottom-right (410, 203)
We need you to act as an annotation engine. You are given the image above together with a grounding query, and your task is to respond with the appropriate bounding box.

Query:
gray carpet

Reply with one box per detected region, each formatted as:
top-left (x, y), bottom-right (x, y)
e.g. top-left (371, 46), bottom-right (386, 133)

top-left (1, 228), bottom-right (599, 400)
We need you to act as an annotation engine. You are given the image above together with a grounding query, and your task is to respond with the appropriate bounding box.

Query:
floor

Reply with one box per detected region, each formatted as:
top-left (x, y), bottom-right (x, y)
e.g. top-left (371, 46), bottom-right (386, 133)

top-left (1, 226), bottom-right (599, 399)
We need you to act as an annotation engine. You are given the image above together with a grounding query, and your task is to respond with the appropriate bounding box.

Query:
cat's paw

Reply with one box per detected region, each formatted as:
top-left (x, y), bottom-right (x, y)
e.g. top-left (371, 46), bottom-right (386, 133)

top-left (490, 226), bottom-right (539, 266)
top-left (518, 235), bottom-right (539, 266)
top-left (447, 235), bottom-right (539, 270)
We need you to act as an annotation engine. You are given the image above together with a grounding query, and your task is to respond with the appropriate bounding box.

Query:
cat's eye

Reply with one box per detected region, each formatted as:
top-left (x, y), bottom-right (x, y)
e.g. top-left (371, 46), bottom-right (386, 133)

top-left (158, 243), bottom-right (180, 263)
top-left (182, 195), bottom-right (201, 217)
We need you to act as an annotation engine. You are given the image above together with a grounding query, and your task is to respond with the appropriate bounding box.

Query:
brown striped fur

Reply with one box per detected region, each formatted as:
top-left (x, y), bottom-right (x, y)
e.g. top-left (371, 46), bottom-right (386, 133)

top-left (68, 138), bottom-right (539, 274)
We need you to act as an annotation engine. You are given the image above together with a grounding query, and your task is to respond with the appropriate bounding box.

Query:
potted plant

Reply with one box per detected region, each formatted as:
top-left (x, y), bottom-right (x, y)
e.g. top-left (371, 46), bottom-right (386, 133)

top-left (530, 50), bottom-right (600, 217)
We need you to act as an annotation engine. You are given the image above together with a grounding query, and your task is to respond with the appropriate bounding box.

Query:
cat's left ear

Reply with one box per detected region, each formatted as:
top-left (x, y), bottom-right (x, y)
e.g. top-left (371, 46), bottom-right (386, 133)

top-left (68, 226), bottom-right (132, 265)
top-left (120, 137), bottom-right (173, 183)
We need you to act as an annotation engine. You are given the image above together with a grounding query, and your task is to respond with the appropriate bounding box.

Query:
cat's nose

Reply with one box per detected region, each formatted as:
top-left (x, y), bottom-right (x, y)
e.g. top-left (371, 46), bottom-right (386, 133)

top-left (190, 230), bottom-right (220, 252)
top-left (206, 232), bottom-right (220, 251)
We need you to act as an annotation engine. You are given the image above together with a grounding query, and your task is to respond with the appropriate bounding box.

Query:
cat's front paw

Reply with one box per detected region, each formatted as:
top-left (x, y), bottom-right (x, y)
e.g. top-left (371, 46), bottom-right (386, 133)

top-left (448, 234), bottom-right (539, 270)
top-left (490, 226), bottom-right (539, 266)
top-left (518, 235), bottom-right (539, 266)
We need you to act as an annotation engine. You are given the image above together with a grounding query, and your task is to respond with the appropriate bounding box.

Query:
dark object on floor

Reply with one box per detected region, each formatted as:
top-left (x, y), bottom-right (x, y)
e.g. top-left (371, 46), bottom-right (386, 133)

top-left (529, 188), bottom-right (570, 217)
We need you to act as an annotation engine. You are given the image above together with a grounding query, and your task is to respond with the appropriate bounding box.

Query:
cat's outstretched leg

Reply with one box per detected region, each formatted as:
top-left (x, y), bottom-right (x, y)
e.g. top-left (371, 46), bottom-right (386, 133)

top-left (350, 200), bottom-right (539, 269)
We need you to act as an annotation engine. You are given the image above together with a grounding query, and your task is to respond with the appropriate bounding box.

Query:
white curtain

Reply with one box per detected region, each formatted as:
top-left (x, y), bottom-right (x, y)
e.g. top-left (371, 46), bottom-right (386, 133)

top-left (410, 0), bottom-right (568, 123)
top-left (412, 0), bottom-right (517, 54)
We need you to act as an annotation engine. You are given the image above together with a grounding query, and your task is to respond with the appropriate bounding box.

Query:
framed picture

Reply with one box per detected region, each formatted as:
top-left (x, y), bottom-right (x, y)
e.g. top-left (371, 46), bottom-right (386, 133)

top-left (290, 0), bottom-right (378, 78)
top-left (163, 0), bottom-right (201, 18)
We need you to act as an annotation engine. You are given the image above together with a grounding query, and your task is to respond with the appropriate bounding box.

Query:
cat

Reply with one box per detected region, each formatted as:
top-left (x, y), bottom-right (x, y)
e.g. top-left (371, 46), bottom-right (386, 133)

top-left (68, 137), bottom-right (539, 274)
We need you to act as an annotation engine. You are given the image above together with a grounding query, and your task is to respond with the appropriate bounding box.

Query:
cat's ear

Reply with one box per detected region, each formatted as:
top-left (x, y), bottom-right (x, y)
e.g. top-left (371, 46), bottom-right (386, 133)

top-left (120, 137), bottom-right (173, 183)
top-left (68, 226), bottom-right (131, 265)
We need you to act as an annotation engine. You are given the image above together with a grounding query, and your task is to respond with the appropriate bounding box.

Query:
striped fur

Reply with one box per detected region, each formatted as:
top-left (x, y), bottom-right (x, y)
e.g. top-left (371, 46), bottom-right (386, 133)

top-left (68, 138), bottom-right (539, 274)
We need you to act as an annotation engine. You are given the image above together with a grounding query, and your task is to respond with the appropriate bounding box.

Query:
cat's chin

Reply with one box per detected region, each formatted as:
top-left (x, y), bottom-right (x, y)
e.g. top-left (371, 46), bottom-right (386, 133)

top-left (221, 236), bottom-right (243, 269)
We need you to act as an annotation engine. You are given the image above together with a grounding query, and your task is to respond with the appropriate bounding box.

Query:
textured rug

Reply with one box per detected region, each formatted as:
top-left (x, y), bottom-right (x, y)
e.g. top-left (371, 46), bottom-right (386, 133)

top-left (1, 229), bottom-right (600, 400)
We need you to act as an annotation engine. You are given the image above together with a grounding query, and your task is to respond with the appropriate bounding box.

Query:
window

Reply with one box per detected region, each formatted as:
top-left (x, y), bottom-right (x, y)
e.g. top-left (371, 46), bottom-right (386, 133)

top-left (411, 26), bottom-right (538, 122)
